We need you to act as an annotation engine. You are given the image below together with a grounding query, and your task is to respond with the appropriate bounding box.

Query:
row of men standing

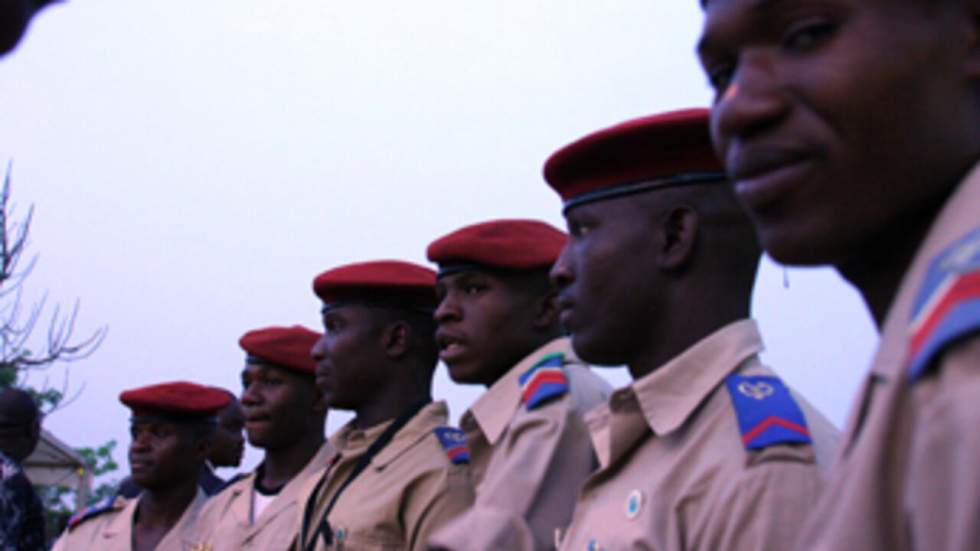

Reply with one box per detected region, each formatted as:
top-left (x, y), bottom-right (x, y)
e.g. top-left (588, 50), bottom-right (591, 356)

top-left (50, 108), bottom-right (844, 551)
top-left (7, 0), bottom-right (980, 547)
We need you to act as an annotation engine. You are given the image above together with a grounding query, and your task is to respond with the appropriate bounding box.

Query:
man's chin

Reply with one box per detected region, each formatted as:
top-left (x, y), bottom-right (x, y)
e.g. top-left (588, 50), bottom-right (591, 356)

top-left (570, 332), bottom-right (627, 367)
top-left (446, 362), bottom-right (486, 385)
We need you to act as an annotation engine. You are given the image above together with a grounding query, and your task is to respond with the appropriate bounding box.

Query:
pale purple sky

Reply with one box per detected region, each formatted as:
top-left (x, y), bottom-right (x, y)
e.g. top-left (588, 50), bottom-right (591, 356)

top-left (1, 1), bottom-right (875, 477)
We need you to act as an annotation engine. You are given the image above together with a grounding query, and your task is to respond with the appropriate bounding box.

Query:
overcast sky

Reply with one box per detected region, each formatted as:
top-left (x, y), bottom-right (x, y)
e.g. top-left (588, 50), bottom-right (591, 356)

top-left (1, 1), bottom-right (876, 479)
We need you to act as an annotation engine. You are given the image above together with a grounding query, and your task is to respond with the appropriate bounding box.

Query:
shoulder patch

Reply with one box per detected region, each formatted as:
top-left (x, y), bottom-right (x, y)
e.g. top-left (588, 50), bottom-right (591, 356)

top-left (724, 375), bottom-right (812, 450)
top-left (518, 352), bottom-right (569, 410)
top-left (433, 426), bottom-right (470, 464)
top-left (68, 495), bottom-right (121, 530)
top-left (907, 226), bottom-right (980, 383)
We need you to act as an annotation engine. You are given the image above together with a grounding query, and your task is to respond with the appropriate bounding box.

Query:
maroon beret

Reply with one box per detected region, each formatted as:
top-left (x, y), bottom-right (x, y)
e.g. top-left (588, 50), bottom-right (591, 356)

top-left (120, 381), bottom-right (232, 419)
top-left (426, 219), bottom-right (567, 277)
top-left (313, 260), bottom-right (438, 311)
top-left (543, 108), bottom-right (725, 212)
top-left (239, 325), bottom-right (320, 375)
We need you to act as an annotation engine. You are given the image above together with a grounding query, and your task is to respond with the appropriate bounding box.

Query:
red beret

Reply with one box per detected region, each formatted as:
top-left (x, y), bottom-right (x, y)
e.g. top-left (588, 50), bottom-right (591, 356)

top-left (120, 381), bottom-right (232, 419)
top-left (313, 260), bottom-right (437, 311)
top-left (543, 108), bottom-right (725, 212)
top-left (426, 219), bottom-right (567, 277)
top-left (239, 325), bottom-right (320, 375)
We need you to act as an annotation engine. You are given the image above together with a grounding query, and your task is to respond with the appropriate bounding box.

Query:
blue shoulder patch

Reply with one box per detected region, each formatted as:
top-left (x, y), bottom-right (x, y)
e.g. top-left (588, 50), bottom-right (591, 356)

top-left (68, 495), bottom-right (119, 530)
top-left (518, 352), bottom-right (569, 410)
top-left (907, 226), bottom-right (980, 383)
top-left (724, 375), bottom-right (812, 450)
top-left (433, 426), bottom-right (470, 464)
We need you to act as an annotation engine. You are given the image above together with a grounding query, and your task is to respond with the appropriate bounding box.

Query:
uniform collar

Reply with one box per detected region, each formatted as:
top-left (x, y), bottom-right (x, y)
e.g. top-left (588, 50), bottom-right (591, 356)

top-left (103, 493), bottom-right (140, 539)
top-left (329, 401), bottom-right (449, 469)
top-left (174, 488), bottom-right (208, 546)
top-left (373, 400), bottom-right (448, 468)
top-left (103, 486), bottom-right (207, 541)
top-left (467, 337), bottom-right (575, 445)
top-left (586, 319), bottom-right (763, 469)
top-left (632, 319), bottom-right (763, 436)
top-left (240, 442), bottom-right (336, 527)
top-left (873, 161), bottom-right (980, 378)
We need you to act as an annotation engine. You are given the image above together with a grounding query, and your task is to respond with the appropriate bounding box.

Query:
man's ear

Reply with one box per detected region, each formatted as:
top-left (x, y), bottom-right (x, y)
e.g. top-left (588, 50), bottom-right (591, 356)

top-left (194, 431), bottom-right (212, 462)
top-left (659, 205), bottom-right (699, 270)
top-left (382, 321), bottom-right (411, 358)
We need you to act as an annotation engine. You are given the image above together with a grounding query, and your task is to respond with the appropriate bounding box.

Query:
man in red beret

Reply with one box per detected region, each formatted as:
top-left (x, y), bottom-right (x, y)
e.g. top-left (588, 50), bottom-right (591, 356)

top-left (423, 218), bottom-right (611, 551)
top-left (543, 109), bottom-right (839, 550)
top-left (193, 325), bottom-right (333, 551)
top-left (296, 260), bottom-right (474, 551)
top-left (53, 381), bottom-right (230, 551)
top-left (115, 388), bottom-right (244, 499)
top-left (699, 0), bottom-right (980, 547)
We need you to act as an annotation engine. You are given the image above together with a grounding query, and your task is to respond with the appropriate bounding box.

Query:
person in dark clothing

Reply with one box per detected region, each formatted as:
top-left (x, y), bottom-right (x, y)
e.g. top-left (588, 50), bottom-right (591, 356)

top-left (0, 387), bottom-right (45, 551)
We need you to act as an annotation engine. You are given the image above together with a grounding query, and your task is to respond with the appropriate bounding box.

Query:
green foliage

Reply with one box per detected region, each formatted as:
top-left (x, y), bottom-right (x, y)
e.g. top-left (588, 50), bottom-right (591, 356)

top-left (76, 440), bottom-right (119, 480)
top-left (34, 439), bottom-right (121, 542)
top-left (0, 365), bottom-right (13, 387)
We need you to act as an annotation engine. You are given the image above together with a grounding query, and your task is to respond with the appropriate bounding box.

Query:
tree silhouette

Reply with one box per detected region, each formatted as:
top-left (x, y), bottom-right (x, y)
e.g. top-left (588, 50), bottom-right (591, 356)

top-left (0, 163), bottom-right (106, 411)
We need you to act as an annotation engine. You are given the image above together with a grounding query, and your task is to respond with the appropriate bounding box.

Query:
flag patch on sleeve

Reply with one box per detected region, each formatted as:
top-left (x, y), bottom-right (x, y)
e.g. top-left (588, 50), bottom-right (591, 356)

top-left (434, 426), bottom-right (470, 464)
top-left (907, 226), bottom-right (980, 383)
top-left (518, 352), bottom-right (568, 410)
top-left (724, 375), bottom-right (812, 450)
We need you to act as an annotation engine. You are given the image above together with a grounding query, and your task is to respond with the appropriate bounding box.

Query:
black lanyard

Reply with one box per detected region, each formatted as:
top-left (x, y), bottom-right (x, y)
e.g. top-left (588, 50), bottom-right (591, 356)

top-left (301, 399), bottom-right (430, 551)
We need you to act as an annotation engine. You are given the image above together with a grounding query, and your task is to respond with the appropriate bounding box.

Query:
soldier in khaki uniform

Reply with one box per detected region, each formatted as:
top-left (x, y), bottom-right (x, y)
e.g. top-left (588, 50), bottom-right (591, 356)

top-left (423, 219), bottom-right (612, 550)
top-left (296, 260), bottom-right (474, 551)
top-left (542, 110), bottom-right (840, 550)
top-left (193, 325), bottom-right (334, 551)
top-left (53, 381), bottom-right (229, 551)
top-left (700, 0), bottom-right (980, 548)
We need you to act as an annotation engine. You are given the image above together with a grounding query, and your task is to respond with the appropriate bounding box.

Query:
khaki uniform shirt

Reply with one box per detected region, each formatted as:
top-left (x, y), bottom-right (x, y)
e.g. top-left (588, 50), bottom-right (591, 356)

top-left (52, 488), bottom-right (208, 551)
top-left (296, 400), bottom-right (474, 551)
top-left (191, 443), bottom-right (336, 551)
top-left (800, 163), bottom-right (980, 551)
top-left (557, 320), bottom-right (840, 551)
top-left (428, 337), bottom-right (612, 550)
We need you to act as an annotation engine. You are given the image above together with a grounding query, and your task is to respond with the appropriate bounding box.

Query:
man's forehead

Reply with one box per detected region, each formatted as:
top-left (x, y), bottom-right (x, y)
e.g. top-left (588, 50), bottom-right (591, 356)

top-left (242, 362), bottom-right (287, 377)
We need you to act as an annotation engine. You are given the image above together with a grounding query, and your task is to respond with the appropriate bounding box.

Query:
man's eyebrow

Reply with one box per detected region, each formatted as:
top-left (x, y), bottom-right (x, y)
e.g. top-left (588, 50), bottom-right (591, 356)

top-left (697, 0), bottom-right (784, 55)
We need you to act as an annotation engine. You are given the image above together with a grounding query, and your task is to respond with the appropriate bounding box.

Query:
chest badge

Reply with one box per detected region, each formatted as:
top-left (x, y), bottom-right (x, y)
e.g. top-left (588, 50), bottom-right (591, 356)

top-left (587, 538), bottom-right (605, 551)
top-left (625, 489), bottom-right (644, 520)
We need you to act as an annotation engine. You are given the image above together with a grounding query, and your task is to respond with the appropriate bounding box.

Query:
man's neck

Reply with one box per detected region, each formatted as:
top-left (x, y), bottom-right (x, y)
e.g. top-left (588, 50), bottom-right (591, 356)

top-left (136, 477), bottom-right (198, 529)
top-left (838, 210), bottom-right (938, 329)
top-left (627, 305), bottom-right (746, 381)
top-left (480, 333), bottom-right (561, 389)
top-left (353, 388), bottom-right (430, 430)
top-left (260, 433), bottom-right (324, 490)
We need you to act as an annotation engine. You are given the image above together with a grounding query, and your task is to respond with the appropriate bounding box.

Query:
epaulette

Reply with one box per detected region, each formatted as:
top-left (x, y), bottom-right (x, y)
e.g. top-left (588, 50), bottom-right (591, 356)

top-left (433, 426), bottom-right (470, 464)
top-left (518, 352), bottom-right (569, 410)
top-left (67, 495), bottom-right (121, 530)
top-left (724, 375), bottom-right (812, 450)
top-left (907, 226), bottom-right (980, 383)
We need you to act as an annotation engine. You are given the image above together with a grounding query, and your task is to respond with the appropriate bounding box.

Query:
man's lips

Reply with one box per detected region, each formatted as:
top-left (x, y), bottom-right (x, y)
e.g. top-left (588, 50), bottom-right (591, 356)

top-left (129, 458), bottom-right (153, 471)
top-left (435, 330), bottom-right (467, 363)
top-left (727, 146), bottom-right (818, 209)
top-left (244, 415), bottom-right (271, 427)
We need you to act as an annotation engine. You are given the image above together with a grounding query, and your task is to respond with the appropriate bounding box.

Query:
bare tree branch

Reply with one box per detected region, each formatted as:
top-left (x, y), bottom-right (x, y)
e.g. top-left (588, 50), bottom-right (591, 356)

top-left (0, 162), bottom-right (106, 413)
